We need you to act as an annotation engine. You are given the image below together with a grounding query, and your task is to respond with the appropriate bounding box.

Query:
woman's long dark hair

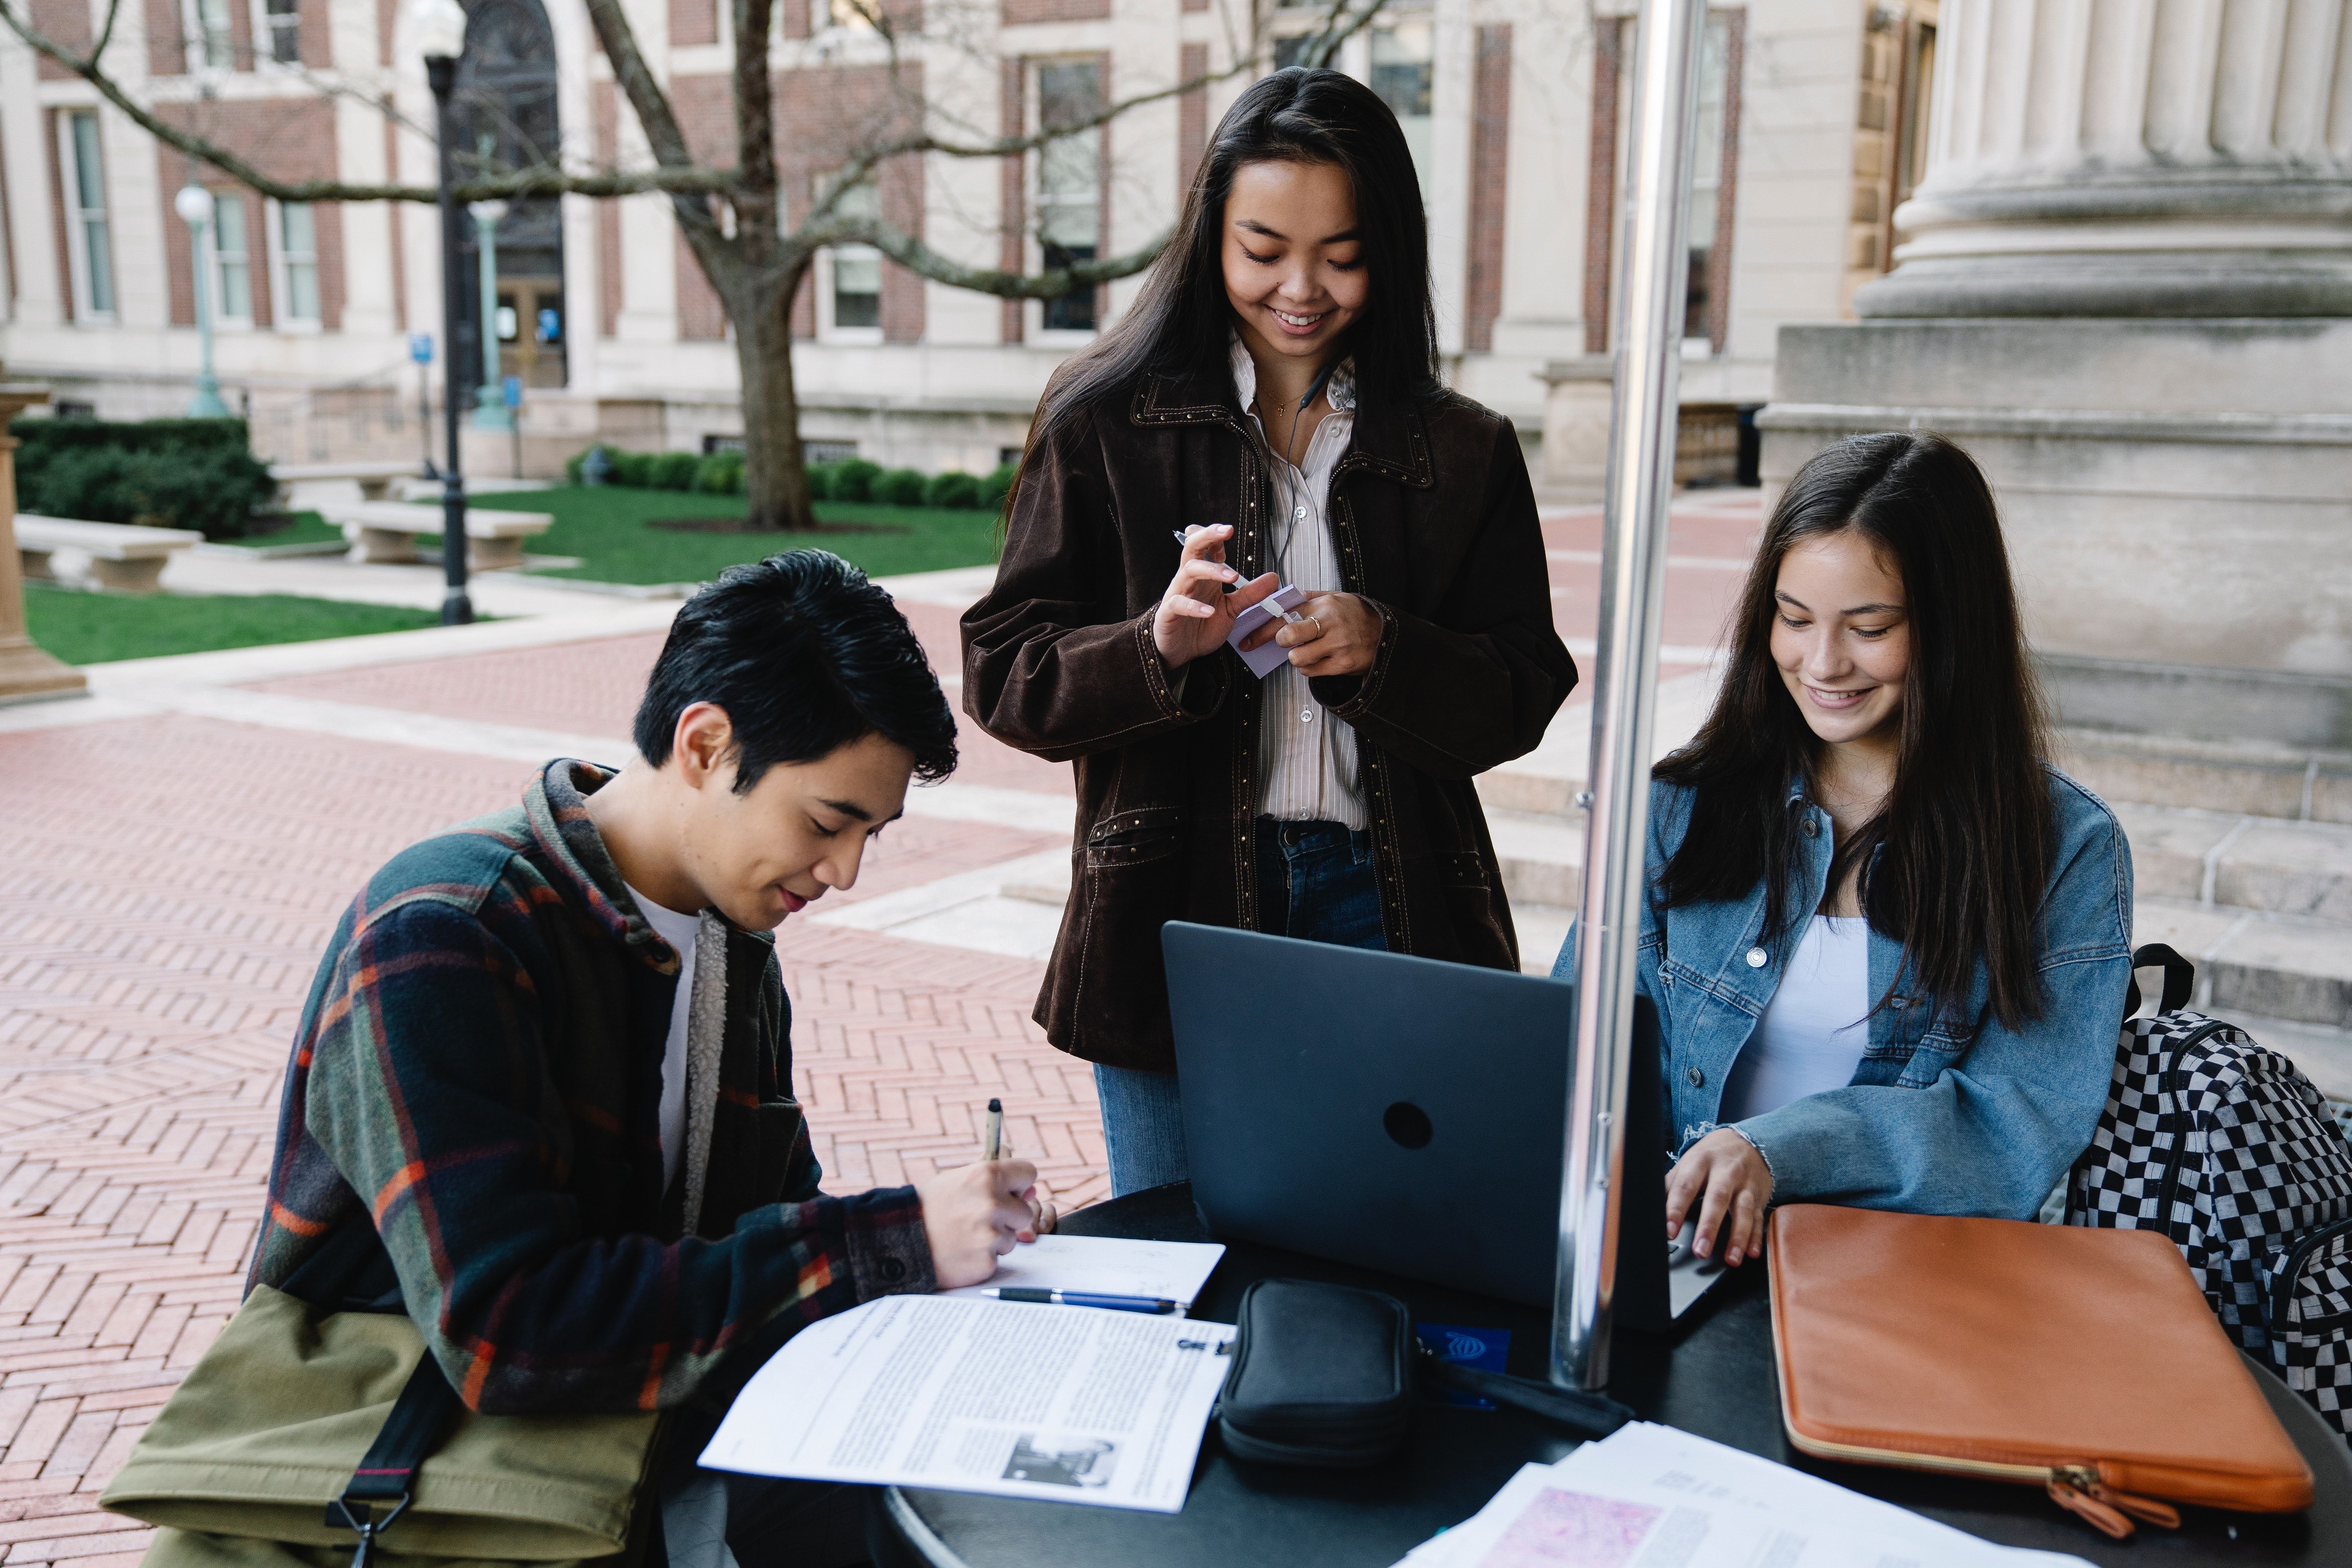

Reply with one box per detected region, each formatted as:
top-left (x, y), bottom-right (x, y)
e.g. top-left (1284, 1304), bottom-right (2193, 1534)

top-left (1655, 432), bottom-right (2054, 1030)
top-left (1013, 67), bottom-right (1439, 497)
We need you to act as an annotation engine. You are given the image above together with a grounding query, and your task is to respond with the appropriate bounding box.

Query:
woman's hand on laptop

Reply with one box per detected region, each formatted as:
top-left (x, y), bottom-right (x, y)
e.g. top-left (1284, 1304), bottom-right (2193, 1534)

top-left (916, 1160), bottom-right (1045, 1288)
top-left (1665, 1129), bottom-right (1775, 1268)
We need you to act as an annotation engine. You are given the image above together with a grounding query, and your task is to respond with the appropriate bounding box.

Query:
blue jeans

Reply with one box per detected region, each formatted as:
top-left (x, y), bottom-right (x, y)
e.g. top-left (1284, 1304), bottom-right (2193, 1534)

top-left (1095, 818), bottom-right (1387, 1196)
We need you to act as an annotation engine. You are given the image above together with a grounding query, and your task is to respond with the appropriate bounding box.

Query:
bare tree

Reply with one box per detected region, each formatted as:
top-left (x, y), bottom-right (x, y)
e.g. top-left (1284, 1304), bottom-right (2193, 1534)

top-left (1, 0), bottom-right (1387, 528)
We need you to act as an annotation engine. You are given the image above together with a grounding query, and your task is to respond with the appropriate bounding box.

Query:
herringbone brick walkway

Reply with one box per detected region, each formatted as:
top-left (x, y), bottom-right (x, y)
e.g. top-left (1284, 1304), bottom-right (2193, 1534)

top-left (0, 656), bottom-right (1097, 1566)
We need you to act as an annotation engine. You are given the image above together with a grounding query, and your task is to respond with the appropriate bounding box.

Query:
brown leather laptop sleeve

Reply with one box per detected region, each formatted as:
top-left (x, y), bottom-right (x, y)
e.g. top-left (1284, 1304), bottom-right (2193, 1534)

top-left (1768, 1205), bottom-right (2313, 1514)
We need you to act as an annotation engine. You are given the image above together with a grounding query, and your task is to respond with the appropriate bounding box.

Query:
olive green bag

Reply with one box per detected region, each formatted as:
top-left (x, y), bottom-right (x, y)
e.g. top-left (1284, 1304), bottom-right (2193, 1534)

top-left (101, 1278), bottom-right (663, 1568)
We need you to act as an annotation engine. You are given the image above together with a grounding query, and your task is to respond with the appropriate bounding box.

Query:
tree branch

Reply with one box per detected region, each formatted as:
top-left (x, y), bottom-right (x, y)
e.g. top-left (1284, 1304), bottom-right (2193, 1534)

top-left (1294, 0), bottom-right (1389, 68)
top-left (827, 218), bottom-right (1171, 298)
top-left (89, 0), bottom-right (122, 65)
top-left (580, 0), bottom-right (731, 256)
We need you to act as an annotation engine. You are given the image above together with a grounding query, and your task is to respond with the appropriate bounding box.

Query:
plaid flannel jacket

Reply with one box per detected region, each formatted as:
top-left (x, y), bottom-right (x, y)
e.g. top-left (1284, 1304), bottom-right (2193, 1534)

top-left (249, 759), bottom-right (934, 1416)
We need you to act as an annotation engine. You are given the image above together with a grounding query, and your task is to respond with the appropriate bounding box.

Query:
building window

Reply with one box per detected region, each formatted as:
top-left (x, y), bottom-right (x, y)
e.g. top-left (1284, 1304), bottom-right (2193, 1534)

top-left (1035, 60), bottom-right (1103, 335)
top-left (61, 111), bottom-right (114, 320)
top-left (820, 0), bottom-right (873, 31)
top-left (1369, 23), bottom-right (1434, 186)
top-left (1681, 11), bottom-right (1733, 345)
top-left (1588, 11), bottom-right (1742, 356)
top-left (831, 251), bottom-right (881, 328)
top-left (263, 0), bottom-right (299, 64)
top-left (816, 179), bottom-right (882, 340)
top-left (210, 191), bottom-right (253, 325)
top-left (274, 201), bottom-right (321, 325)
top-left (191, 0), bottom-right (235, 69)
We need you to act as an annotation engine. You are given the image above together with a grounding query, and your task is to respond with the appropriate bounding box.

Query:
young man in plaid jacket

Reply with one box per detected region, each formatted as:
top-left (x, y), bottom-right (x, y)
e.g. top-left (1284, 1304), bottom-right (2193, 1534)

top-left (250, 552), bottom-right (1050, 1566)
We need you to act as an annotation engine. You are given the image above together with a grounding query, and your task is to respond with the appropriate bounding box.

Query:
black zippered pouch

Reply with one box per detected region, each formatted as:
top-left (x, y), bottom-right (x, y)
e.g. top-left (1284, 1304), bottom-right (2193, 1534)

top-left (1216, 1278), bottom-right (1633, 1468)
top-left (1218, 1280), bottom-right (1416, 1466)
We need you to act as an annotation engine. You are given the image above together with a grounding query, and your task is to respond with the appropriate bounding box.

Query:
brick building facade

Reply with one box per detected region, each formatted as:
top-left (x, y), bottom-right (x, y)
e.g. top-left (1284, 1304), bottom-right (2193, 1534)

top-left (0, 0), bottom-right (1938, 481)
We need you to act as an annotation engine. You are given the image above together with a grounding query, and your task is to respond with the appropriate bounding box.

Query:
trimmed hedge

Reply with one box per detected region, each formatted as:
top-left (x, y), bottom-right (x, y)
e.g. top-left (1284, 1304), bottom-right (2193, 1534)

top-left (695, 450), bottom-right (745, 494)
top-left (830, 458), bottom-right (882, 502)
top-left (562, 445), bottom-right (995, 510)
top-left (979, 462), bottom-right (1018, 512)
top-left (923, 470), bottom-right (982, 510)
top-left (9, 415), bottom-right (274, 540)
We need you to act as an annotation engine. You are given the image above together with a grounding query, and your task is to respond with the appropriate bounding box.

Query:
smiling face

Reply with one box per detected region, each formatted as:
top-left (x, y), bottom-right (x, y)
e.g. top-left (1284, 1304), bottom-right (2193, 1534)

top-left (1220, 158), bottom-right (1369, 369)
top-left (671, 712), bottom-right (914, 932)
top-left (1769, 530), bottom-right (1913, 753)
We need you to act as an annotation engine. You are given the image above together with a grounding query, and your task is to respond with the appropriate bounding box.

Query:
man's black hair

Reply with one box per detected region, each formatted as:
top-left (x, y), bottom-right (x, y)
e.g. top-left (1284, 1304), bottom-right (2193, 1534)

top-left (633, 550), bottom-right (958, 790)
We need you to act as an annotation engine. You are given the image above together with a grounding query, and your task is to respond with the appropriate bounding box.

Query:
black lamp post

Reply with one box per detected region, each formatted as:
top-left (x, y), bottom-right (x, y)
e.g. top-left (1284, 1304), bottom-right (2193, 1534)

top-left (416, 0), bottom-right (472, 625)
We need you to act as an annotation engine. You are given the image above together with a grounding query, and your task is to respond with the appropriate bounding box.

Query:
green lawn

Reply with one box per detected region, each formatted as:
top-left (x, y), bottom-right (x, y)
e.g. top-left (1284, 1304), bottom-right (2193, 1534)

top-left (418, 485), bottom-right (1003, 586)
top-left (24, 582), bottom-right (445, 665)
top-left (218, 511), bottom-right (345, 549)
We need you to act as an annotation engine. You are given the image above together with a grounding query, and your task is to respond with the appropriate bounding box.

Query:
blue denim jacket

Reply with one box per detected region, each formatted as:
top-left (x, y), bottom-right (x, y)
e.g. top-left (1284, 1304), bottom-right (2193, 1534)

top-left (1551, 767), bottom-right (2132, 1220)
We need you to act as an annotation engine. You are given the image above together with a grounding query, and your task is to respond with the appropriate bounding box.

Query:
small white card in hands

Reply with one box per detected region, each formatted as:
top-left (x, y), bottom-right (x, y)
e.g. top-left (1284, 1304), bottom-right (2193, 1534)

top-left (1228, 584), bottom-right (1308, 677)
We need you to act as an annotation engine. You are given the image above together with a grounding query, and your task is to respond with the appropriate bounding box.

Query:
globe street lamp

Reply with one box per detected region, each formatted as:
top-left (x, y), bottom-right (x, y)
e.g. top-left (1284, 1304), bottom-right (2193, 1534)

top-left (173, 184), bottom-right (232, 418)
top-left (412, 0), bottom-right (472, 625)
top-left (468, 199), bottom-right (512, 432)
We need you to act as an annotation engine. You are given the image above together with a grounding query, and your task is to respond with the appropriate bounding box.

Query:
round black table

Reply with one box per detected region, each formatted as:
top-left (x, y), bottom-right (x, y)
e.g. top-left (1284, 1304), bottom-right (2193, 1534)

top-left (872, 1183), bottom-right (2352, 1568)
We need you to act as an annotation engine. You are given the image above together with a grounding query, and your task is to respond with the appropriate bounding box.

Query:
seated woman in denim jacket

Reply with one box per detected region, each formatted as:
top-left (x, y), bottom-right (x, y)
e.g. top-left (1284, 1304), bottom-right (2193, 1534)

top-left (1554, 432), bottom-right (2133, 1270)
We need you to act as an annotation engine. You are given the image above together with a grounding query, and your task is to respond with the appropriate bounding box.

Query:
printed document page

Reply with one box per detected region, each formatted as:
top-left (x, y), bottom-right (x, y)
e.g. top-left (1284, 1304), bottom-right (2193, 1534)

top-left (700, 1294), bottom-right (1237, 1513)
top-left (1390, 1424), bottom-right (2093, 1568)
top-left (943, 1234), bottom-right (1227, 1311)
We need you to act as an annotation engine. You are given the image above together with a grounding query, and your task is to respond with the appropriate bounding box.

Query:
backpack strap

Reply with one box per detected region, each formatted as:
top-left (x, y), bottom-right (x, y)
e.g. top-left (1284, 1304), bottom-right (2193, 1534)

top-left (323, 1354), bottom-right (464, 1568)
top-left (282, 1221), bottom-right (466, 1568)
top-left (2125, 943), bottom-right (2196, 1020)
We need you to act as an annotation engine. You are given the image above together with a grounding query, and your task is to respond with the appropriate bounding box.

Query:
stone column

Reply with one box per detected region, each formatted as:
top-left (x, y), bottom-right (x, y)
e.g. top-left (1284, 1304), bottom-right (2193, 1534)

top-left (1855, 0), bottom-right (2352, 319)
top-left (0, 375), bottom-right (88, 706)
top-left (1760, 0), bottom-right (2352, 748)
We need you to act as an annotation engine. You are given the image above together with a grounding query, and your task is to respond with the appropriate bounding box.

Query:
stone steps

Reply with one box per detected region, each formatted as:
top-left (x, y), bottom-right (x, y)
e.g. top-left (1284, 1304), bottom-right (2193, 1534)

top-left (2056, 728), bottom-right (2352, 825)
top-left (2113, 801), bottom-right (2352, 920)
top-left (2131, 897), bottom-right (2352, 1033)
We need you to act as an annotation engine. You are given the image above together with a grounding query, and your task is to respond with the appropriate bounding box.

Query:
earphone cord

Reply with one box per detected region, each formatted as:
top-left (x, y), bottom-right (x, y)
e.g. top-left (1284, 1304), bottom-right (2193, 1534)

top-left (1270, 357), bottom-right (1341, 564)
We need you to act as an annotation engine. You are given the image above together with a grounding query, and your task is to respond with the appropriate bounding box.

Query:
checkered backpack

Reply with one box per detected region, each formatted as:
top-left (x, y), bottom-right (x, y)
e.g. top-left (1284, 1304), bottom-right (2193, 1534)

top-left (2065, 944), bottom-right (2352, 1443)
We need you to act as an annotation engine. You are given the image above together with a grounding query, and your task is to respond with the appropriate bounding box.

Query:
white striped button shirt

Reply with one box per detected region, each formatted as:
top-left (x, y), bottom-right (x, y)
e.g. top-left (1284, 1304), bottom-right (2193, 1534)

top-left (1230, 332), bottom-right (1368, 831)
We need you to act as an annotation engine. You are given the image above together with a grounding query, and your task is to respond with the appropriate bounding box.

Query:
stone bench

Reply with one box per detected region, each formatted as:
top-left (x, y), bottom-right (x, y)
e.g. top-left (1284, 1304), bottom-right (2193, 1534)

top-left (319, 499), bottom-right (554, 571)
top-left (15, 514), bottom-right (204, 593)
top-left (269, 461), bottom-right (422, 508)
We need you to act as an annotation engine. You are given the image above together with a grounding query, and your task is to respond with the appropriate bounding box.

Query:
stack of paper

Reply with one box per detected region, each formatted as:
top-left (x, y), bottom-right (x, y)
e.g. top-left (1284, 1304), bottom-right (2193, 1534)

top-left (700, 1294), bottom-right (1237, 1513)
top-left (943, 1234), bottom-right (1227, 1314)
top-left (1390, 1423), bottom-right (2094, 1568)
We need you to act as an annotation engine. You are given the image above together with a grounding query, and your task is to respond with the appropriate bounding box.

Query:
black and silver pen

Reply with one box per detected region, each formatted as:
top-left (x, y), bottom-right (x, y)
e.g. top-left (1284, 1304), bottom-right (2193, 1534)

top-left (984, 1287), bottom-right (1180, 1315)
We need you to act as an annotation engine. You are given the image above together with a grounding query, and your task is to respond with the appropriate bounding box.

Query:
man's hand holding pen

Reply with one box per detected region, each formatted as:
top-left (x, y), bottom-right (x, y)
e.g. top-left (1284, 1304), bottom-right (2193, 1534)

top-left (916, 1100), bottom-right (1058, 1290)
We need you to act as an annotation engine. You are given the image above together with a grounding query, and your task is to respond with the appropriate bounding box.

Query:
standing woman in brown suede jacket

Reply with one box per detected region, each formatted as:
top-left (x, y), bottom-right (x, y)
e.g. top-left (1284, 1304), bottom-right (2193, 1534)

top-left (961, 67), bottom-right (1576, 1195)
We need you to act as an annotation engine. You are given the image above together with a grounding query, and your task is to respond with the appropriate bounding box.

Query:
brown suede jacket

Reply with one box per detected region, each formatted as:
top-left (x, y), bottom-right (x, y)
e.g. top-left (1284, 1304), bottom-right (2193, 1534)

top-left (960, 368), bottom-right (1577, 1072)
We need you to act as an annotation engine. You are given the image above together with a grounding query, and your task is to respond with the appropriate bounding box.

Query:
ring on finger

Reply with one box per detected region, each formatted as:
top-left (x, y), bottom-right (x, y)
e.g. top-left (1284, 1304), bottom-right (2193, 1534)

top-left (1307, 613), bottom-right (1326, 639)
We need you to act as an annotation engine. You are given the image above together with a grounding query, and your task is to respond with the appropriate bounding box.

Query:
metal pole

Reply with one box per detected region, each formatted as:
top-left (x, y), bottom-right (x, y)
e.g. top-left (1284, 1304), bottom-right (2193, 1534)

top-left (470, 198), bottom-right (512, 433)
top-left (183, 200), bottom-right (230, 419)
top-left (429, 55), bottom-right (472, 626)
top-left (1551, 0), bottom-right (1709, 1393)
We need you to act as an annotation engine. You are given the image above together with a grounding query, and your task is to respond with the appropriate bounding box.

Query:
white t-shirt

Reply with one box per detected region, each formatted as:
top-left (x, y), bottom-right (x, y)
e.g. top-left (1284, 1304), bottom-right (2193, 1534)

top-left (625, 882), bottom-right (700, 1196)
top-left (1717, 916), bottom-right (1871, 1125)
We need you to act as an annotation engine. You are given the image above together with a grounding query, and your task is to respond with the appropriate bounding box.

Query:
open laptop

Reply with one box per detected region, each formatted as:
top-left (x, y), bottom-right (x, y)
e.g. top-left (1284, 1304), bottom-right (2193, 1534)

top-left (1161, 922), bottom-right (1725, 1327)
